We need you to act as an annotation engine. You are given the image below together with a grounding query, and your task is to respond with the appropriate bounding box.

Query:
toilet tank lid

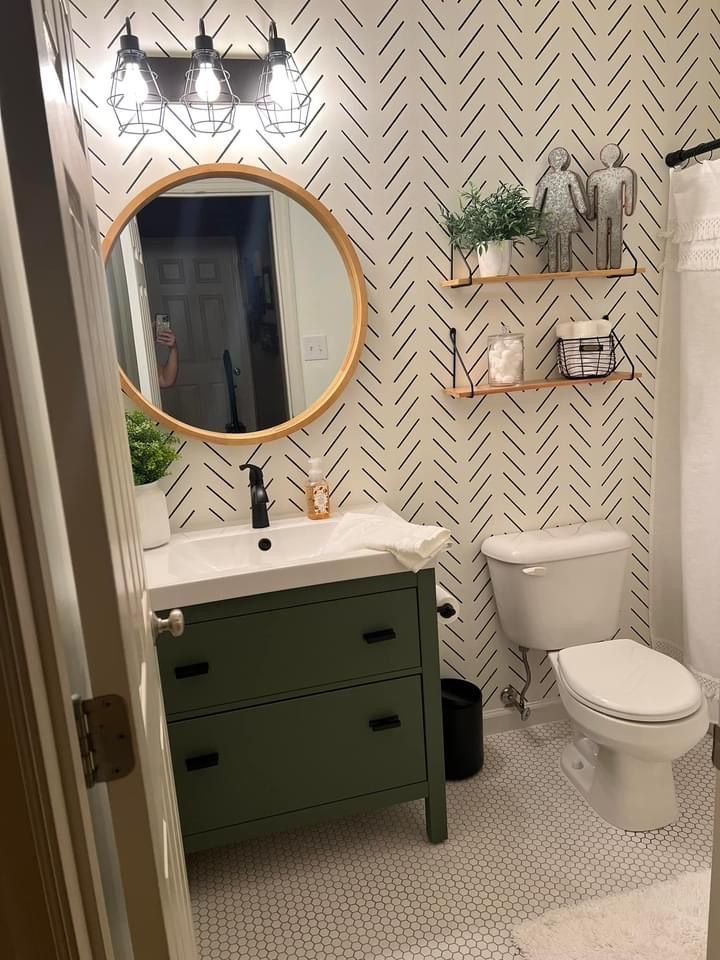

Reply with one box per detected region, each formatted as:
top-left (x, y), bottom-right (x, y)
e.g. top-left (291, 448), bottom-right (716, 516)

top-left (481, 520), bottom-right (631, 564)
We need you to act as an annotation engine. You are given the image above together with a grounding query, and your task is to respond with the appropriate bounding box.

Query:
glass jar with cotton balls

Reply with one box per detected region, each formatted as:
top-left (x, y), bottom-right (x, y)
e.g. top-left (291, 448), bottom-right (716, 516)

top-left (487, 326), bottom-right (525, 387)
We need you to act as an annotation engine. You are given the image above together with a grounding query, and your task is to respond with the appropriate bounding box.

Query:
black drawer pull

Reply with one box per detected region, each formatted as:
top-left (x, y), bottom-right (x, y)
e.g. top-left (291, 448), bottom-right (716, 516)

top-left (174, 662), bottom-right (209, 680)
top-left (369, 715), bottom-right (402, 732)
top-left (363, 628), bottom-right (396, 644)
top-left (185, 752), bottom-right (219, 772)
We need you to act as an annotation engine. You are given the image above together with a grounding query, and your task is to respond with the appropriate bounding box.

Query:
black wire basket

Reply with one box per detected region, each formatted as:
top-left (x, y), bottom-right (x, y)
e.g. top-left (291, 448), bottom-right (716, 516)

top-left (558, 333), bottom-right (622, 379)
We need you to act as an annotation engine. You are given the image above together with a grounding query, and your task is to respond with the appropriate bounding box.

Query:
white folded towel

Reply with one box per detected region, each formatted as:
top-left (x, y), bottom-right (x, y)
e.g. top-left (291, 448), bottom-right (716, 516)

top-left (555, 319), bottom-right (612, 339)
top-left (325, 503), bottom-right (451, 572)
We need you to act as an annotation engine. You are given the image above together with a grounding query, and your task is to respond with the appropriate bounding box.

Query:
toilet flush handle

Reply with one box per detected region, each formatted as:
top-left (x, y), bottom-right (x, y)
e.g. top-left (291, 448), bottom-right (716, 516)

top-left (522, 566), bottom-right (547, 577)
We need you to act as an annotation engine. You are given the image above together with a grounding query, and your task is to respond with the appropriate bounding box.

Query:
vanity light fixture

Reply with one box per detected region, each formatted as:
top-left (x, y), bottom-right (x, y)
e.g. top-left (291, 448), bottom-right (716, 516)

top-left (108, 19), bottom-right (309, 137)
top-left (181, 19), bottom-right (239, 134)
top-left (255, 21), bottom-right (311, 135)
top-left (107, 19), bottom-right (166, 135)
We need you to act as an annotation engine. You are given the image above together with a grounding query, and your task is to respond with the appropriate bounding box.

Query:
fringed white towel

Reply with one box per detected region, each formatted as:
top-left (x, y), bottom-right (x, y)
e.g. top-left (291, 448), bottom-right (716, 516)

top-left (652, 159), bottom-right (720, 720)
top-left (325, 503), bottom-right (450, 572)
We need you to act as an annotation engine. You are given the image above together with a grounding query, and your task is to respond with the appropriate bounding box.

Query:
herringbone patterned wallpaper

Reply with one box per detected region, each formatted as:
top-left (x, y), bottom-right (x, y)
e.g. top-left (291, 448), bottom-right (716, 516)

top-left (75, 1), bottom-right (717, 709)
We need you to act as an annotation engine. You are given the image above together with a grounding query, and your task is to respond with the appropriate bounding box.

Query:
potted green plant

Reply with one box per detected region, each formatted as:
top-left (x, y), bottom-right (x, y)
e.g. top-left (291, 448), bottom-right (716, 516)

top-left (125, 410), bottom-right (181, 549)
top-left (441, 182), bottom-right (545, 278)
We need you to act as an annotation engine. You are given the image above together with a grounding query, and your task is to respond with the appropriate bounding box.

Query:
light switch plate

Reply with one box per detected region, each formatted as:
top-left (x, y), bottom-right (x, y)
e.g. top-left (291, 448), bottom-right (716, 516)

top-left (301, 334), bottom-right (328, 361)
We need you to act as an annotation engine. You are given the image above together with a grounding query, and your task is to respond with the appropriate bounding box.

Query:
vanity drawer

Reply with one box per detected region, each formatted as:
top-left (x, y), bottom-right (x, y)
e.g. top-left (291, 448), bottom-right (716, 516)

top-left (169, 676), bottom-right (426, 837)
top-left (158, 588), bottom-right (420, 715)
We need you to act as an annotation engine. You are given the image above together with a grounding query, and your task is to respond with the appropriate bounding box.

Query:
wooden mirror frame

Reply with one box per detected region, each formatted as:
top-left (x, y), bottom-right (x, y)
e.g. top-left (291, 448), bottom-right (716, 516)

top-left (102, 163), bottom-right (367, 445)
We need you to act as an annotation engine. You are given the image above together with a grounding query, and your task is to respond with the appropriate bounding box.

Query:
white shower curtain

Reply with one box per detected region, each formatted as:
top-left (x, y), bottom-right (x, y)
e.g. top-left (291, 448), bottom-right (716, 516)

top-left (652, 160), bottom-right (720, 722)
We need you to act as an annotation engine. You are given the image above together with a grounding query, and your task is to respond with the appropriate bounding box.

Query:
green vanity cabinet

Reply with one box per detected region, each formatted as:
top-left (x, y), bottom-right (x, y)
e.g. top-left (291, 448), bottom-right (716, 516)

top-left (157, 568), bottom-right (447, 852)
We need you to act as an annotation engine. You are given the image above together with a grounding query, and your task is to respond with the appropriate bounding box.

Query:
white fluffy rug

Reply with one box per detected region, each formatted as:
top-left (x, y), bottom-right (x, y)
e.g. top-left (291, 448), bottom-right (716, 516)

top-left (513, 870), bottom-right (709, 959)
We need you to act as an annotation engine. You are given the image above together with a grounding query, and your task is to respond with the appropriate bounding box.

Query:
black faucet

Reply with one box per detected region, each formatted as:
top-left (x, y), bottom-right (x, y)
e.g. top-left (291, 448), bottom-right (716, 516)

top-left (240, 463), bottom-right (270, 529)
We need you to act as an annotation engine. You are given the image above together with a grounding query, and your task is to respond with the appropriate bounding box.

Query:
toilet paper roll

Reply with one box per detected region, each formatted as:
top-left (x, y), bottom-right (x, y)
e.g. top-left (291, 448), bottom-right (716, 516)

top-left (570, 320), bottom-right (600, 338)
top-left (555, 321), bottom-right (578, 340)
top-left (435, 585), bottom-right (459, 624)
top-left (594, 318), bottom-right (612, 337)
top-left (555, 320), bottom-right (600, 339)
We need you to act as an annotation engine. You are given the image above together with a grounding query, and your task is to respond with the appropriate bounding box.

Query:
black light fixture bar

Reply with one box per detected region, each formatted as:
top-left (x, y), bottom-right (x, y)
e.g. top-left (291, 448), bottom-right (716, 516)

top-left (146, 57), bottom-right (263, 105)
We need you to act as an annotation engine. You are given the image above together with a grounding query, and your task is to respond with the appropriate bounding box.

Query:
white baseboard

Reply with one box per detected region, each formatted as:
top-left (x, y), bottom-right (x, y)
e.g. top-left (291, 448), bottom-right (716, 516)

top-left (483, 697), bottom-right (567, 735)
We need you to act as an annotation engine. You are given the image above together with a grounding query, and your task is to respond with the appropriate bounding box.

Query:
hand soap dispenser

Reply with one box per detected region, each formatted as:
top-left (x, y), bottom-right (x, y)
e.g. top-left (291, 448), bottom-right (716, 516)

top-left (306, 457), bottom-right (330, 520)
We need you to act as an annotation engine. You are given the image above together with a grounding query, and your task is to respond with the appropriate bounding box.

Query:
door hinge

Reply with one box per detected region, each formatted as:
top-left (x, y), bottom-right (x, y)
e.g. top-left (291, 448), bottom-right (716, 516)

top-left (72, 694), bottom-right (135, 788)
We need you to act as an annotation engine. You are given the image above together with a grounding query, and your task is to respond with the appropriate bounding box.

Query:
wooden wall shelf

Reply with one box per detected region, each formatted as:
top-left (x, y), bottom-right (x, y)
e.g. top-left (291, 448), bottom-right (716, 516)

top-left (444, 371), bottom-right (641, 398)
top-left (440, 266), bottom-right (645, 288)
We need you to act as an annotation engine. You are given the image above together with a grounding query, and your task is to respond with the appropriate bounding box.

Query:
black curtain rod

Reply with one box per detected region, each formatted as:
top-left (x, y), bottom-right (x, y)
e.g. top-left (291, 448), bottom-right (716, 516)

top-left (666, 137), bottom-right (720, 168)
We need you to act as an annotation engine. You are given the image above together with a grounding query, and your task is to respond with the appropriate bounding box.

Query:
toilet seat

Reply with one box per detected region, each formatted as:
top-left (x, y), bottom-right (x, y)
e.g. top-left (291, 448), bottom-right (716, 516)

top-left (557, 638), bottom-right (703, 722)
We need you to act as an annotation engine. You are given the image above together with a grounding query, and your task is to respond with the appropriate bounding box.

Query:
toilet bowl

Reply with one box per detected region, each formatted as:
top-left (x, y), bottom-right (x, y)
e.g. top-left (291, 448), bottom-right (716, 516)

top-left (549, 640), bottom-right (708, 831)
top-left (481, 521), bottom-right (709, 832)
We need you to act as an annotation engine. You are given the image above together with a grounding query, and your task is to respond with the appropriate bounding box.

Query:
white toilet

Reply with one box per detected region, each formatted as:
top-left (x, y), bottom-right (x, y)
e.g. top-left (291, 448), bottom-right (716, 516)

top-left (482, 520), bottom-right (708, 832)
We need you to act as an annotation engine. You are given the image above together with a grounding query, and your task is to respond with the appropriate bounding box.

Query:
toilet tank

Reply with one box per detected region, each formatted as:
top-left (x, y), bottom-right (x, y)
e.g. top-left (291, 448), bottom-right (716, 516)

top-left (481, 520), bottom-right (631, 651)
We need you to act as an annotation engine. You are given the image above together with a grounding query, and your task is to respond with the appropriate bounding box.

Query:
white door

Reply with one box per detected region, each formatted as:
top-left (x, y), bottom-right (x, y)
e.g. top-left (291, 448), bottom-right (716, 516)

top-left (0, 0), bottom-right (196, 957)
top-left (121, 219), bottom-right (163, 407)
top-left (143, 236), bottom-right (256, 431)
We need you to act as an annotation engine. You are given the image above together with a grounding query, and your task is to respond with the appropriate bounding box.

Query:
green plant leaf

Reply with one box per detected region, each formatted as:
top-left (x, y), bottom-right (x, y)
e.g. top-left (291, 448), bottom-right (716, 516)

top-left (440, 182), bottom-right (545, 251)
top-left (125, 410), bottom-right (181, 486)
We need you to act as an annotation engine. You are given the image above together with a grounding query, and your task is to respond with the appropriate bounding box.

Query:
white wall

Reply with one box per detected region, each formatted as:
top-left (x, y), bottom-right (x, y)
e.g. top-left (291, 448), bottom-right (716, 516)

top-left (287, 202), bottom-right (352, 407)
top-left (75, 0), bottom-right (718, 709)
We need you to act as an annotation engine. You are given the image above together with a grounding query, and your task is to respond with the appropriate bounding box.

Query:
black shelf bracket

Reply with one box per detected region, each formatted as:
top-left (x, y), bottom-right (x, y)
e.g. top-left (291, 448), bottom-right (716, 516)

top-left (600, 302), bottom-right (637, 380)
top-left (606, 240), bottom-right (638, 278)
top-left (448, 244), bottom-right (475, 286)
top-left (449, 328), bottom-right (475, 398)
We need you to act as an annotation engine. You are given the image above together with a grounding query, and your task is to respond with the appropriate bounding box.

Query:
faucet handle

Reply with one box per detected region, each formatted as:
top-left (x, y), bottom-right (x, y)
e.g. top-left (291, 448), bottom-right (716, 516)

top-left (240, 462), bottom-right (264, 484)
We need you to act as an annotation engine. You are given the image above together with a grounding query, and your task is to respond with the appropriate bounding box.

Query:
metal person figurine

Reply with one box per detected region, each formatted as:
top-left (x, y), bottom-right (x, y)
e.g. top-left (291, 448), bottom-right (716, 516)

top-left (534, 147), bottom-right (588, 273)
top-left (586, 144), bottom-right (637, 270)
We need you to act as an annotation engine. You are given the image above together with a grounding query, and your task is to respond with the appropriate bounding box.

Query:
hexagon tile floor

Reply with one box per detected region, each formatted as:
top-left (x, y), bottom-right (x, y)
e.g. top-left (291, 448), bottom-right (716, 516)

top-left (187, 721), bottom-right (714, 959)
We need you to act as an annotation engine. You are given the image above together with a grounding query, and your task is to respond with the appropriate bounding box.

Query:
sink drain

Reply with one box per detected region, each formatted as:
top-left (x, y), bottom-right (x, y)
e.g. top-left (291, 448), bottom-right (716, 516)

top-left (257, 538), bottom-right (272, 551)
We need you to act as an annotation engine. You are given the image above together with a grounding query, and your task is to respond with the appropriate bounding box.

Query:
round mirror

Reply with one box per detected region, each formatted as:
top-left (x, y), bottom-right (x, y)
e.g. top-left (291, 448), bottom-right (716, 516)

top-left (103, 164), bottom-right (366, 443)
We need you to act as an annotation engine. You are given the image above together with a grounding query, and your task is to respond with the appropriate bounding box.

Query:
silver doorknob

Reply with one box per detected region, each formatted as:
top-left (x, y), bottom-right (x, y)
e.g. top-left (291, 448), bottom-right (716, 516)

top-left (151, 609), bottom-right (185, 640)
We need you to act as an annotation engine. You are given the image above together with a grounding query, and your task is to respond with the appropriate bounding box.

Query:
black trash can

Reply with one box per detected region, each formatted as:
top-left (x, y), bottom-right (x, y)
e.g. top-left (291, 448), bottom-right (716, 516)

top-left (441, 678), bottom-right (484, 780)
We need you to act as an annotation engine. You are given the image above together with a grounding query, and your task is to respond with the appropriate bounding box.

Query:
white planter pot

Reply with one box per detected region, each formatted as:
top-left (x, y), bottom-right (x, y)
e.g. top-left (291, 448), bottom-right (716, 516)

top-left (476, 239), bottom-right (513, 277)
top-left (134, 481), bottom-right (170, 550)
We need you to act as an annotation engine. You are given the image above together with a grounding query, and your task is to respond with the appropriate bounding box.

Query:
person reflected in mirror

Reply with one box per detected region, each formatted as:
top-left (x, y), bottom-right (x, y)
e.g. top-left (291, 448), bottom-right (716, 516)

top-left (156, 327), bottom-right (179, 388)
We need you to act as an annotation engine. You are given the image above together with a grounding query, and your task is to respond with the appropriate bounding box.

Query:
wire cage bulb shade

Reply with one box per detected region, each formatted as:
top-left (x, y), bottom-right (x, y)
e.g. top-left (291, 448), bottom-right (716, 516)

top-left (181, 22), bottom-right (239, 134)
top-left (256, 49), bottom-right (311, 135)
top-left (107, 22), bottom-right (166, 135)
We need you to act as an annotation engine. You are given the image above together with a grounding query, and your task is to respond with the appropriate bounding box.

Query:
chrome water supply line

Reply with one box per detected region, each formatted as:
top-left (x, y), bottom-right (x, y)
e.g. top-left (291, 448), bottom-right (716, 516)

top-left (501, 646), bottom-right (532, 722)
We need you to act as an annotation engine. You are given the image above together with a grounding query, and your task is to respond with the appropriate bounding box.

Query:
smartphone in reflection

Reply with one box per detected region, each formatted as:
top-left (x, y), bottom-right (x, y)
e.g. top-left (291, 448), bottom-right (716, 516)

top-left (155, 314), bottom-right (171, 339)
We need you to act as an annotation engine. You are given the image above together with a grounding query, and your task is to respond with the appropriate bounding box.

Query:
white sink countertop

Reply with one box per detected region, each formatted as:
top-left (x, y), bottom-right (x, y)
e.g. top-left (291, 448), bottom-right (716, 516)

top-left (144, 515), bottom-right (409, 609)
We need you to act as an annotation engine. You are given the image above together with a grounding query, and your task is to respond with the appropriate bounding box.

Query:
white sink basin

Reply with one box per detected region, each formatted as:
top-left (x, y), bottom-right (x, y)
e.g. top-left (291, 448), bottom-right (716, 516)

top-left (169, 518), bottom-right (336, 571)
top-left (143, 514), bottom-right (408, 609)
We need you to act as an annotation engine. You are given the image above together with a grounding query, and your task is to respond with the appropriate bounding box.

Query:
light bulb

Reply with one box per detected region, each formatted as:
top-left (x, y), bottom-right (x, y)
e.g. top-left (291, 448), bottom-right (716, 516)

top-left (195, 62), bottom-right (221, 102)
top-left (268, 60), bottom-right (293, 109)
top-left (118, 61), bottom-right (148, 108)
